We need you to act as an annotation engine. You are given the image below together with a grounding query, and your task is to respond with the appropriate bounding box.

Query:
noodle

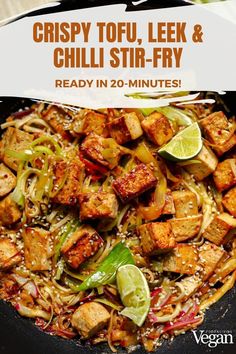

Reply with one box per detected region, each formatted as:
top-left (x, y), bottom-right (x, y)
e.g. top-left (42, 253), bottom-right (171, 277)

top-left (0, 95), bottom-right (235, 352)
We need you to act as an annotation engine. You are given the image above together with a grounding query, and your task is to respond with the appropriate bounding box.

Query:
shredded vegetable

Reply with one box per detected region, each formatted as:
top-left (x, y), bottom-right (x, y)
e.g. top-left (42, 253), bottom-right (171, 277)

top-left (78, 242), bottom-right (134, 291)
top-left (0, 96), bottom-right (235, 353)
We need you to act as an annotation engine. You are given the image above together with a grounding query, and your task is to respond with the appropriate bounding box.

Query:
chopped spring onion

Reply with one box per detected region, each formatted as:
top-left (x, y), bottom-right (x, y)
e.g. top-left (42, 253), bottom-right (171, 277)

top-left (5, 143), bottom-right (56, 165)
top-left (94, 298), bottom-right (122, 311)
top-left (5, 149), bottom-right (33, 161)
top-left (155, 107), bottom-right (194, 126)
top-left (30, 136), bottom-right (62, 155)
top-left (139, 106), bottom-right (193, 126)
top-left (34, 145), bottom-right (54, 155)
top-left (53, 220), bottom-right (80, 264)
top-left (11, 168), bottom-right (41, 208)
top-left (177, 159), bottom-right (202, 167)
top-left (63, 267), bottom-right (86, 281)
top-left (54, 259), bottom-right (65, 280)
top-left (78, 242), bottom-right (134, 291)
top-left (64, 275), bottom-right (82, 292)
top-left (136, 142), bottom-right (167, 220)
top-left (135, 142), bottom-right (157, 165)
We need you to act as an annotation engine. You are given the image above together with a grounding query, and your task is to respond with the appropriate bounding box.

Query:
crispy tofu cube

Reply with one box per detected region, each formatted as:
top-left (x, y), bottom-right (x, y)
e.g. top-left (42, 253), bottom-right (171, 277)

top-left (71, 302), bottom-right (110, 338)
top-left (23, 227), bottom-right (52, 271)
top-left (201, 111), bottom-right (235, 147)
top-left (141, 112), bottom-right (173, 146)
top-left (179, 275), bottom-right (202, 300)
top-left (108, 112), bottom-right (143, 145)
top-left (162, 190), bottom-right (175, 215)
top-left (203, 213), bottom-right (236, 245)
top-left (213, 159), bottom-right (236, 192)
top-left (51, 159), bottom-right (84, 205)
top-left (112, 164), bottom-right (157, 203)
top-left (0, 238), bottom-right (21, 270)
top-left (222, 187), bottom-right (236, 217)
top-left (78, 192), bottom-right (118, 221)
top-left (0, 127), bottom-right (33, 171)
top-left (169, 215), bottom-right (202, 242)
top-left (214, 134), bottom-right (236, 156)
top-left (72, 111), bottom-right (108, 137)
top-left (185, 145), bottom-right (218, 181)
top-left (42, 105), bottom-right (72, 141)
top-left (61, 225), bottom-right (103, 269)
top-left (137, 222), bottom-right (176, 255)
top-left (172, 190), bottom-right (198, 218)
top-left (82, 111), bottom-right (108, 137)
top-left (163, 244), bottom-right (199, 275)
top-left (0, 163), bottom-right (16, 197)
top-left (199, 242), bottom-right (226, 280)
top-left (0, 195), bottom-right (21, 226)
top-left (81, 133), bottom-right (122, 169)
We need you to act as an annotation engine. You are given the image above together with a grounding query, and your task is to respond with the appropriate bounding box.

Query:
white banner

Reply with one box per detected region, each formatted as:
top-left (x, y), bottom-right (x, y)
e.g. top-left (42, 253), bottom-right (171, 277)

top-left (0, 1), bottom-right (235, 107)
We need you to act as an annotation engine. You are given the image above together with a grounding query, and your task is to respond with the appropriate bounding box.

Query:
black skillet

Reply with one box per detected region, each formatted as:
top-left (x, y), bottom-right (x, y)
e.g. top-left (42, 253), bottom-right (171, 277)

top-left (0, 0), bottom-right (236, 353)
top-left (0, 93), bottom-right (236, 354)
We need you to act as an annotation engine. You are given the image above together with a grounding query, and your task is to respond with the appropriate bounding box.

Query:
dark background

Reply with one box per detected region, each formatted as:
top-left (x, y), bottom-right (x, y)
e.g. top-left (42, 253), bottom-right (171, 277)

top-left (0, 285), bottom-right (235, 354)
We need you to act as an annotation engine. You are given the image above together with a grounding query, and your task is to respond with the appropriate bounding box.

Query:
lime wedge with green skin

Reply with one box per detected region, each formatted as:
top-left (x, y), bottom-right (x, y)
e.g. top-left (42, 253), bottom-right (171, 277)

top-left (116, 264), bottom-right (150, 327)
top-left (158, 122), bottom-right (202, 161)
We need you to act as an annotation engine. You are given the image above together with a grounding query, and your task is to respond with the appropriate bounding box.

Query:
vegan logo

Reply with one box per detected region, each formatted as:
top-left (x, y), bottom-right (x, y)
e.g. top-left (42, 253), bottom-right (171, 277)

top-left (192, 330), bottom-right (234, 348)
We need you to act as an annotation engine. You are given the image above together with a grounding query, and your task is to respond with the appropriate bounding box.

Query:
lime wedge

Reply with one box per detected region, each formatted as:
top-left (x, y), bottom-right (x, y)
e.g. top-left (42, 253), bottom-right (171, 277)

top-left (158, 122), bottom-right (202, 161)
top-left (116, 264), bottom-right (150, 327)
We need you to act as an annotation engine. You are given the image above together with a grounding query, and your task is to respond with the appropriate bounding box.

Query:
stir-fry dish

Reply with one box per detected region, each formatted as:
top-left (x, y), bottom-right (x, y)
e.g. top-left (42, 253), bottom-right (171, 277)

top-left (0, 92), bottom-right (236, 352)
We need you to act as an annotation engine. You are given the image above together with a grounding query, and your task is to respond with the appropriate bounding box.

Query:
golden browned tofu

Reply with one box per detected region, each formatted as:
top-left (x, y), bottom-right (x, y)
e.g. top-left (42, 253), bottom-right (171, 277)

top-left (71, 302), bottom-right (110, 338)
top-left (172, 190), bottom-right (198, 218)
top-left (73, 111), bottom-right (108, 137)
top-left (222, 187), bottom-right (236, 217)
top-left (42, 105), bottom-right (72, 141)
top-left (163, 244), bottom-right (199, 275)
top-left (0, 195), bottom-right (21, 226)
top-left (108, 112), bottom-right (143, 145)
top-left (162, 190), bottom-right (175, 215)
top-left (112, 164), bottom-right (157, 203)
top-left (0, 127), bottom-right (33, 171)
top-left (141, 112), bottom-right (173, 146)
top-left (203, 213), bottom-right (236, 245)
top-left (0, 163), bottom-right (16, 197)
top-left (61, 225), bottom-right (103, 269)
top-left (199, 242), bottom-right (226, 280)
top-left (78, 192), bottom-right (118, 221)
top-left (169, 215), bottom-right (202, 242)
top-left (51, 159), bottom-right (84, 205)
top-left (0, 238), bottom-right (21, 270)
top-left (185, 145), bottom-right (218, 181)
top-left (214, 134), bottom-right (236, 156)
top-left (137, 222), bottom-right (176, 255)
top-left (81, 133), bottom-right (122, 169)
top-left (213, 159), bottom-right (236, 192)
top-left (179, 275), bottom-right (202, 300)
top-left (201, 111), bottom-right (235, 148)
top-left (23, 227), bottom-right (52, 271)
top-left (83, 111), bottom-right (108, 137)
